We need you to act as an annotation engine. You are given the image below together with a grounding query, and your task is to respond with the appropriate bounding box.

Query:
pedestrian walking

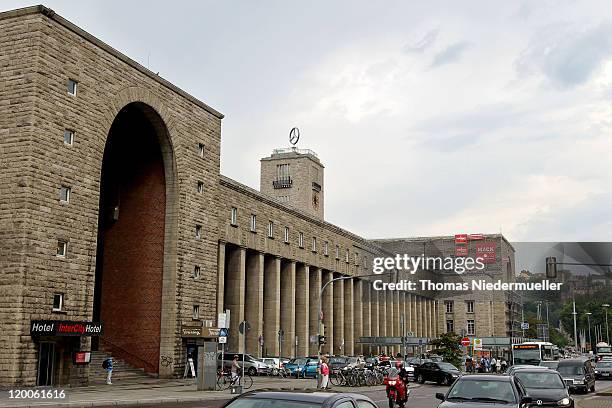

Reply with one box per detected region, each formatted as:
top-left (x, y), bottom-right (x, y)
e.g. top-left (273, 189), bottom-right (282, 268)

top-left (495, 358), bottom-right (501, 374)
top-left (491, 357), bottom-right (497, 373)
top-left (320, 356), bottom-right (330, 389)
top-left (231, 355), bottom-right (241, 383)
top-left (102, 357), bottom-right (113, 385)
top-left (500, 358), bottom-right (507, 373)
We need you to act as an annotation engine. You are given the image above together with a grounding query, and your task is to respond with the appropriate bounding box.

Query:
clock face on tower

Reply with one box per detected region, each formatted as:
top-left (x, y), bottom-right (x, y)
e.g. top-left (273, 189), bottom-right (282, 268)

top-left (312, 192), bottom-right (319, 210)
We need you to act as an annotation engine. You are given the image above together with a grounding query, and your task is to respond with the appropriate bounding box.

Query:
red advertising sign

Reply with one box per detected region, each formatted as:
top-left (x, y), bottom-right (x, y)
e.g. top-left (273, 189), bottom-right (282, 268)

top-left (455, 234), bottom-right (468, 244)
top-left (461, 337), bottom-right (471, 346)
top-left (73, 351), bottom-right (91, 365)
top-left (455, 246), bottom-right (468, 257)
top-left (468, 234), bottom-right (484, 240)
top-left (475, 242), bottom-right (496, 264)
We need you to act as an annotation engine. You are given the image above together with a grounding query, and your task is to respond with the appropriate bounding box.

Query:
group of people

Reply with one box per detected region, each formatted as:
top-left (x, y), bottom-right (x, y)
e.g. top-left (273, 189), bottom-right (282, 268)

top-left (465, 355), bottom-right (507, 373)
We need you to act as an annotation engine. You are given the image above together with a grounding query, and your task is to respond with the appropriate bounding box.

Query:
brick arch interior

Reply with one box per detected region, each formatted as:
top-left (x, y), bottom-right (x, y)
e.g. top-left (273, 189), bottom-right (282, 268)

top-left (93, 102), bottom-right (172, 375)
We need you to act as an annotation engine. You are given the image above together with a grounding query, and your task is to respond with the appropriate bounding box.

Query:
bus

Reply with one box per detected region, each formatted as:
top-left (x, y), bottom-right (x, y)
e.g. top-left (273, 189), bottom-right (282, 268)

top-left (512, 342), bottom-right (558, 366)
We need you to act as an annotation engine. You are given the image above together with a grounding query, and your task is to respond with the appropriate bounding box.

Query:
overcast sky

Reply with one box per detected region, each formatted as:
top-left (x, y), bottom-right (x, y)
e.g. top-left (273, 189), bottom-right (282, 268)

top-left (5, 0), bottom-right (612, 241)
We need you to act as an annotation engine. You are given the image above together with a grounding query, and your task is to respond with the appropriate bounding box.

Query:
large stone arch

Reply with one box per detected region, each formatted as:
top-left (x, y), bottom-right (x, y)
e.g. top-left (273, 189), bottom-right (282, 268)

top-left (94, 88), bottom-right (179, 377)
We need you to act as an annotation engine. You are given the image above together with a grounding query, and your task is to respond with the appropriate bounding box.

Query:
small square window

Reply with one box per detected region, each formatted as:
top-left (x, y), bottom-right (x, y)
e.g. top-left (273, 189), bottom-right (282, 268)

top-left (230, 207), bottom-right (238, 226)
top-left (284, 227), bottom-right (290, 243)
top-left (63, 129), bottom-right (74, 145)
top-left (197, 181), bottom-right (204, 193)
top-left (195, 225), bottom-right (202, 239)
top-left (67, 79), bottom-right (78, 96)
top-left (267, 221), bottom-right (274, 238)
top-left (57, 240), bottom-right (67, 257)
top-left (198, 143), bottom-right (205, 157)
top-left (445, 301), bottom-right (454, 314)
top-left (59, 186), bottom-right (71, 203)
top-left (193, 265), bottom-right (201, 279)
top-left (192, 305), bottom-right (200, 320)
top-left (250, 214), bottom-right (257, 232)
top-left (52, 293), bottom-right (64, 312)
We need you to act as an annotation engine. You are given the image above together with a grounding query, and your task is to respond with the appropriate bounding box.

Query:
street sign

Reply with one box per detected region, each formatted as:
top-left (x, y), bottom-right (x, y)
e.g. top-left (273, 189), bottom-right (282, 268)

top-left (218, 336), bottom-right (227, 344)
top-left (310, 335), bottom-right (318, 344)
top-left (455, 246), bottom-right (468, 257)
top-left (406, 331), bottom-right (415, 337)
top-left (218, 313), bottom-right (228, 329)
top-left (521, 322), bottom-right (529, 330)
top-left (259, 335), bottom-right (264, 346)
top-left (461, 337), bottom-right (471, 347)
top-left (473, 338), bottom-right (483, 350)
top-left (219, 328), bottom-right (228, 337)
top-left (418, 339), bottom-right (423, 346)
top-left (468, 234), bottom-right (484, 240)
top-left (455, 234), bottom-right (468, 244)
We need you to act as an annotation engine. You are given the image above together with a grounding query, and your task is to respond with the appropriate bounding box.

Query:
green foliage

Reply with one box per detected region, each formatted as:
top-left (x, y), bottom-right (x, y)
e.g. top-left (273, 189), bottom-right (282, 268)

top-left (429, 332), bottom-right (462, 368)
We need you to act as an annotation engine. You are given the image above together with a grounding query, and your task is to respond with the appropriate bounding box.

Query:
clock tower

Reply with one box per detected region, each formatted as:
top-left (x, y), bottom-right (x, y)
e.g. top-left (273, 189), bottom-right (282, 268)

top-left (260, 147), bottom-right (324, 220)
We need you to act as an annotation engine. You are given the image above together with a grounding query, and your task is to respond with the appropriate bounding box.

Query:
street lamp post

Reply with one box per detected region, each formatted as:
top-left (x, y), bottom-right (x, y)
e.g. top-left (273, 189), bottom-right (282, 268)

top-left (585, 312), bottom-right (593, 353)
top-left (603, 304), bottom-right (610, 345)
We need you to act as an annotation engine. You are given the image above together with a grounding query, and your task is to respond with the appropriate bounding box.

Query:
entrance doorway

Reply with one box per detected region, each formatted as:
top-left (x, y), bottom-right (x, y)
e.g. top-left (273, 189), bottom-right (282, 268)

top-left (37, 342), bottom-right (56, 386)
top-left (92, 102), bottom-right (171, 374)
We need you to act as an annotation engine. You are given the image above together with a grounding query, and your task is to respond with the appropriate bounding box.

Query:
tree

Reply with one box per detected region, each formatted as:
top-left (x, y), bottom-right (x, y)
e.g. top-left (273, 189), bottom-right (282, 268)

top-left (429, 332), bottom-right (463, 368)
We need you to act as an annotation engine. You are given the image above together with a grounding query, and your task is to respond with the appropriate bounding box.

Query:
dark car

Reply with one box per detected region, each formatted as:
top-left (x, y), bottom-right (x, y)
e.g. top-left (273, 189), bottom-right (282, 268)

top-left (405, 357), bottom-right (432, 367)
top-left (595, 360), bottom-right (612, 380)
top-left (436, 375), bottom-right (532, 408)
top-left (512, 369), bottom-right (573, 407)
top-left (221, 390), bottom-right (380, 408)
top-left (557, 358), bottom-right (596, 393)
top-left (415, 361), bottom-right (461, 385)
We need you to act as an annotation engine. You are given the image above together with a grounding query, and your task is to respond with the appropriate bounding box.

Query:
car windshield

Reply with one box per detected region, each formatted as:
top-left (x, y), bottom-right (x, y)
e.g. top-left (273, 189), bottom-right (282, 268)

top-left (439, 363), bottom-right (458, 371)
top-left (513, 349), bottom-right (542, 365)
top-left (540, 361), bottom-right (558, 369)
top-left (226, 399), bottom-right (321, 408)
top-left (348, 357), bottom-right (358, 364)
top-left (289, 358), bottom-right (307, 365)
top-left (597, 362), bottom-right (612, 368)
top-left (557, 365), bottom-right (584, 376)
top-left (447, 379), bottom-right (516, 403)
top-left (515, 372), bottom-right (564, 389)
top-left (597, 347), bottom-right (612, 353)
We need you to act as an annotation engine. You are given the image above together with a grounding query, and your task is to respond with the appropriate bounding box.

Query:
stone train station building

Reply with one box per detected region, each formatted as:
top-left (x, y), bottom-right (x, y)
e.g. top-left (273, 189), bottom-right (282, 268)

top-left (0, 6), bottom-right (516, 387)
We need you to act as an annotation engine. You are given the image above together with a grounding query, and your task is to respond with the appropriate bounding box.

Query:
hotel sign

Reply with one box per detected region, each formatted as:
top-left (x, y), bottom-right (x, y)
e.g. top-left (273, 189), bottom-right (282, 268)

top-left (30, 320), bottom-right (103, 336)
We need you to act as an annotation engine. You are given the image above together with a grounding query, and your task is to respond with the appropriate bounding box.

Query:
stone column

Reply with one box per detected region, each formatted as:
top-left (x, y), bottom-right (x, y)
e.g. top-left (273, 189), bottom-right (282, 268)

top-left (362, 281), bottom-right (371, 355)
top-left (386, 290), bottom-right (393, 354)
top-left (309, 267), bottom-right (322, 356)
top-left (245, 251), bottom-right (264, 357)
top-left (415, 296), bottom-right (421, 337)
top-left (370, 287), bottom-right (379, 355)
top-left (264, 256), bottom-right (281, 357)
top-left (322, 271), bottom-right (334, 354)
top-left (226, 246), bottom-right (246, 352)
top-left (216, 241), bottom-right (226, 318)
top-left (295, 263), bottom-right (310, 357)
top-left (281, 260), bottom-right (296, 358)
top-left (353, 279), bottom-right (363, 355)
top-left (394, 291), bottom-right (400, 354)
top-left (333, 275), bottom-right (345, 355)
top-left (344, 278), bottom-right (354, 356)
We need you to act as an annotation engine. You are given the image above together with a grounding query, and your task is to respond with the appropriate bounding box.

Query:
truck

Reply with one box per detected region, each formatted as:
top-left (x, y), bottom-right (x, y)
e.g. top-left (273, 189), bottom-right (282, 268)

top-left (595, 342), bottom-right (612, 361)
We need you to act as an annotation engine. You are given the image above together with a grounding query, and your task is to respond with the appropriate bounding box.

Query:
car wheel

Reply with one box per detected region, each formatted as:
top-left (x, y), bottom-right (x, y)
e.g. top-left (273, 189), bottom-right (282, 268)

top-left (272, 368), bottom-right (278, 376)
top-left (417, 374), bottom-right (425, 384)
top-left (248, 367), bottom-right (257, 376)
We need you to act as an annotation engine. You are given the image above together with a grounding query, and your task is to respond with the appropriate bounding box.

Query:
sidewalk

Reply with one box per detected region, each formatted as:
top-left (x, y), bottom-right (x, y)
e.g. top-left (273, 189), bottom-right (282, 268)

top-left (0, 377), bottom-right (373, 408)
top-left (575, 384), bottom-right (612, 408)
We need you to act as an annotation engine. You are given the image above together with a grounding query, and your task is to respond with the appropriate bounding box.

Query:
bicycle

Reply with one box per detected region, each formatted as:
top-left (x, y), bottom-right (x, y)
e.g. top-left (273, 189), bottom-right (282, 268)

top-left (217, 370), bottom-right (254, 390)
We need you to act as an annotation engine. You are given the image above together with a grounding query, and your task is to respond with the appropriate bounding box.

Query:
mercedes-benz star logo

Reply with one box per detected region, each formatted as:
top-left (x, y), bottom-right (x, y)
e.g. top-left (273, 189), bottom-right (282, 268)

top-left (536, 400), bottom-right (542, 406)
top-left (289, 127), bottom-right (300, 145)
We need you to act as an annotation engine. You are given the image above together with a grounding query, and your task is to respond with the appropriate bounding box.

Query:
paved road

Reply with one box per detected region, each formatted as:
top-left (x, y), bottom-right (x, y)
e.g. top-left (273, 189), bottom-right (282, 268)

top-left (170, 380), bottom-right (612, 408)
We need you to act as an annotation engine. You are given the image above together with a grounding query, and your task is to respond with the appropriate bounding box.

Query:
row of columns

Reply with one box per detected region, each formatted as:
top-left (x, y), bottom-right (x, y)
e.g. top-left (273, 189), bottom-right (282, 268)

top-left (217, 242), bottom-right (438, 357)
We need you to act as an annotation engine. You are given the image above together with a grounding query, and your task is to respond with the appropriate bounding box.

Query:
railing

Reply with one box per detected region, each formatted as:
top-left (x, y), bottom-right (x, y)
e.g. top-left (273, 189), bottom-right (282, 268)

top-left (98, 337), bottom-right (158, 374)
top-left (273, 178), bottom-right (292, 189)
top-left (272, 147), bottom-right (319, 158)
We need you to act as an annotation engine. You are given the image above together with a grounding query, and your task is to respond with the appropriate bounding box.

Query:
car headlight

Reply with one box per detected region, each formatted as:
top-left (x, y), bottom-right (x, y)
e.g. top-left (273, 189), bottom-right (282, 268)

top-left (595, 370), bottom-right (599, 373)
top-left (558, 398), bottom-right (571, 406)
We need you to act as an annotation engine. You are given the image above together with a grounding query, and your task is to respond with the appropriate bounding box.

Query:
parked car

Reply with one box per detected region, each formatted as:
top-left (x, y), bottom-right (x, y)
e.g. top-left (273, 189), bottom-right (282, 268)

top-left (512, 368), bottom-right (573, 407)
top-left (405, 357), bottom-right (432, 367)
top-left (221, 390), bottom-right (379, 408)
top-left (595, 360), bottom-right (612, 380)
top-left (415, 361), bottom-right (461, 385)
top-left (217, 353), bottom-right (270, 376)
top-left (284, 357), bottom-right (319, 377)
top-left (557, 358), bottom-right (596, 393)
top-left (329, 356), bottom-right (349, 370)
top-left (435, 375), bottom-right (533, 408)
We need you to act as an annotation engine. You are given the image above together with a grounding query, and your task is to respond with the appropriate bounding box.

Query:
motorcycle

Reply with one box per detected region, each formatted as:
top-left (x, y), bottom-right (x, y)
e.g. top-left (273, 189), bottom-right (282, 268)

top-left (384, 367), bottom-right (410, 408)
